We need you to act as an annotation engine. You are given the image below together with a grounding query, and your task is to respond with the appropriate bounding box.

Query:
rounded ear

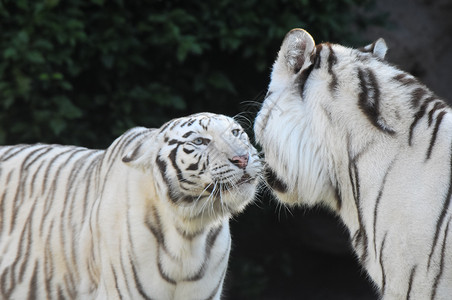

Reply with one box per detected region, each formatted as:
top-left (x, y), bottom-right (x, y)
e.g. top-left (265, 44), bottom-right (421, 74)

top-left (361, 38), bottom-right (388, 59)
top-left (277, 28), bottom-right (316, 74)
top-left (122, 129), bottom-right (158, 170)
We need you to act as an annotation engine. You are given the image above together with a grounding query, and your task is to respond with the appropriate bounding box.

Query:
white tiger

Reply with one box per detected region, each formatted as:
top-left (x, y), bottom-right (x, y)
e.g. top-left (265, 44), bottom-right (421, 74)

top-left (254, 28), bottom-right (452, 299)
top-left (0, 112), bottom-right (262, 299)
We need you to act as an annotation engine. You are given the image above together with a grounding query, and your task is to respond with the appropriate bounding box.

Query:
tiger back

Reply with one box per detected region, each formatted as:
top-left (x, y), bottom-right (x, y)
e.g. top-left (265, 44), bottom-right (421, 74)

top-left (254, 29), bottom-right (452, 299)
top-left (0, 112), bottom-right (262, 299)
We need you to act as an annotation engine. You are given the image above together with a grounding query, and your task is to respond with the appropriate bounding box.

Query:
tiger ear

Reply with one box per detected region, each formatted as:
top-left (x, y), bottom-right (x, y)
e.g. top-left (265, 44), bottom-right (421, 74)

top-left (122, 129), bottom-right (158, 170)
top-left (361, 38), bottom-right (388, 59)
top-left (274, 28), bottom-right (316, 75)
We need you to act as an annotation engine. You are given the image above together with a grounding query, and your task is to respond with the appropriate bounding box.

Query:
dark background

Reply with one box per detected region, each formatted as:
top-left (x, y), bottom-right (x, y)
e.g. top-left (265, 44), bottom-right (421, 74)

top-left (1, 0), bottom-right (451, 299)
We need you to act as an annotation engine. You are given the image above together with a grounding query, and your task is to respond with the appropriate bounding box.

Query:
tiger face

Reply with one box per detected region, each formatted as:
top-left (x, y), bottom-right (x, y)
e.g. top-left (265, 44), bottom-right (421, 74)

top-left (124, 113), bottom-right (262, 225)
top-left (254, 28), bottom-right (435, 209)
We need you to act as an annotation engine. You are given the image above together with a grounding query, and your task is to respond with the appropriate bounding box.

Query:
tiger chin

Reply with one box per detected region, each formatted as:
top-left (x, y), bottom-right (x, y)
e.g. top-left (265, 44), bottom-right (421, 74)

top-left (0, 112), bottom-right (261, 300)
top-left (255, 29), bottom-right (452, 299)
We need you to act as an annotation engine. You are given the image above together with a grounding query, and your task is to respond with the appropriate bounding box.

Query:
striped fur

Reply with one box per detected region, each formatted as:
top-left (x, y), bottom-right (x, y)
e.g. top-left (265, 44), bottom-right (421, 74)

top-left (0, 112), bottom-right (261, 299)
top-left (254, 29), bottom-right (452, 299)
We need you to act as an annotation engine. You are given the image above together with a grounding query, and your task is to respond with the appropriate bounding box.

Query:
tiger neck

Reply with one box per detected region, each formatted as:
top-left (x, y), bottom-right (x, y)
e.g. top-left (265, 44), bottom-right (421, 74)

top-left (147, 196), bottom-right (228, 279)
top-left (333, 136), bottom-right (399, 237)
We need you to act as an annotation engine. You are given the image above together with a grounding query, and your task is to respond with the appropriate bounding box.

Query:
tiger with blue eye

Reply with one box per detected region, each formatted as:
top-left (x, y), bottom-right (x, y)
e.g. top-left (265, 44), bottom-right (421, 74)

top-left (255, 29), bottom-right (452, 299)
top-left (0, 112), bottom-right (262, 299)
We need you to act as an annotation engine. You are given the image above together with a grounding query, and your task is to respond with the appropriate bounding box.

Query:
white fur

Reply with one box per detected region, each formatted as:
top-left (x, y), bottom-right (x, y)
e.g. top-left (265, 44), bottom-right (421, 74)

top-left (0, 113), bottom-right (261, 299)
top-left (255, 29), bottom-right (452, 299)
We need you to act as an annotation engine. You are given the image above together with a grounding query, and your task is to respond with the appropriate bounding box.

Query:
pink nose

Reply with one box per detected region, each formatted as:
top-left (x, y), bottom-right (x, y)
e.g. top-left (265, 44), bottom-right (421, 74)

top-left (230, 154), bottom-right (249, 169)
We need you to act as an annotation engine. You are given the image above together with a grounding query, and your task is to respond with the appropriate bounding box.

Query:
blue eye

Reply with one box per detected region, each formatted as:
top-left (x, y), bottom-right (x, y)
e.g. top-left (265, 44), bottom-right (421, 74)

top-left (231, 129), bottom-right (241, 137)
top-left (193, 138), bottom-right (203, 145)
top-left (192, 137), bottom-right (210, 145)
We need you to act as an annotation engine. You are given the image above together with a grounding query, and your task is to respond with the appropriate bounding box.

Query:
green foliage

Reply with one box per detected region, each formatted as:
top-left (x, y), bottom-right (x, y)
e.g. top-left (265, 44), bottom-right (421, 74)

top-left (0, 1), bottom-right (386, 298)
top-left (0, 0), bottom-right (384, 147)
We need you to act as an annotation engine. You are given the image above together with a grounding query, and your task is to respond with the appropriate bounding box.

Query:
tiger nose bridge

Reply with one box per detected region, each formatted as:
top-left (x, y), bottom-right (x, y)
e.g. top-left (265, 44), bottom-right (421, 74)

top-left (230, 154), bottom-right (249, 169)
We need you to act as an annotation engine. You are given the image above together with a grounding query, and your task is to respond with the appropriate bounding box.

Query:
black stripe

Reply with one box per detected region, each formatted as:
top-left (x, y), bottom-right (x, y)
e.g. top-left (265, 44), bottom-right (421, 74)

top-left (39, 148), bottom-right (86, 234)
top-left (145, 208), bottom-right (165, 248)
top-left (183, 148), bottom-right (194, 154)
top-left (0, 144), bottom-right (33, 161)
top-left (44, 221), bottom-right (55, 298)
top-left (428, 102), bottom-right (447, 127)
top-left (168, 145), bottom-right (195, 186)
top-left (129, 255), bottom-right (155, 300)
top-left (428, 141), bottom-right (452, 269)
top-left (186, 159), bottom-right (200, 171)
top-left (352, 160), bottom-right (368, 263)
top-left (169, 120), bottom-right (181, 130)
top-left (119, 250), bottom-right (133, 298)
top-left (159, 120), bottom-right (172, 133)
top-left (182, 131), bottom-right (195, 138)
top-left (111, 265), bottom-right (124, 300)
top-left (180, 119), bottom-right (193, 127)
top-left (0, 267), bottom-right (12, 298)
top-left (357, 68), bottom-right (395, 135)
top-left (187, 119), bottom-right (196, 126)
top-left (27, 261), bottom-right (39, 300)
top-left (63, 151), bottom-right (99, 274)
top-left (347, 135), bottom-right (370, 263)
top-left (393, 73), bottom-right (418, 86)
top-left (313, 44), bottom-right (323, 69)
top-left (326, 43), bottom-right (338, 92)
top-left (185, 225), bottom-right (223, 282)
top-left (426, 110), bottom-right (446, 160)
top-left (408, 96), bottom-right (437, 146)
top-left (373, 159), bottom-right (395, 255)
top-left (431, 217), bottom-right (451, 300)
top-left (168, 139), bottom-right (181, 146)
top-left (378, 232), bottom-right (388, 296)
top-left (157, 254), bottom-right (177, 284)
top-left (0, 192), bottom-right (6, 234)
top-left (410, 88), bottom-right (427, 109)
top-left (298, 64), bottom-right (314, 97)
top-left (18, 201), bottom-right (38, 281)
top-left (406, 266), bottom-right (416, 300)
top-left (156, 155), bottom-right (180, 202)
top-left (156, 156), bottom-right (170, 187)
top-left (22, 146), bottom-right (51, 170)
top-left (122, 143), bottom-right (142, 163)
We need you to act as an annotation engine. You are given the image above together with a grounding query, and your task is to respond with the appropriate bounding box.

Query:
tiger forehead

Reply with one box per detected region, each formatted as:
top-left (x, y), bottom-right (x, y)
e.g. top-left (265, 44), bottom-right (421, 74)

top-left (162, 115), bottom-right (241, 138)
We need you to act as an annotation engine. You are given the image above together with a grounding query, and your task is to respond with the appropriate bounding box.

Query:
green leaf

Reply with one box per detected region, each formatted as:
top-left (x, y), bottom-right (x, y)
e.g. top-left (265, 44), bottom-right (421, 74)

top-left (44, 0), bottom-right (60, 8)
top-left (91, 0), bottom-right (105, 5)
top-left (54, 96), bottom-right (83, 119)
top-left (39, 73), bottom-right (50, 80)
top-left (3, 48), bottom-right (17, 59)
top-left (26, 51), bottom-right (45, 64)
top-left (49, 118), bottom-right (66, 135)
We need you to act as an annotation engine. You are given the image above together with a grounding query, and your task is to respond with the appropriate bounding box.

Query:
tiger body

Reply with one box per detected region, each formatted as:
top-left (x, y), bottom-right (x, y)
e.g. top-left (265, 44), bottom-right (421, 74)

top-left (255, 29), bottom-right (452, 299)
top-left (0, 112), bottom-right (261, 299)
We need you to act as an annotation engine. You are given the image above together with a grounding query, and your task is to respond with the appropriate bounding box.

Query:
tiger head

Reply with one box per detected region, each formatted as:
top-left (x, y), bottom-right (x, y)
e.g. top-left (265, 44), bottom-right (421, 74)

top-left (255, 28), bottom-right (418, 210)
top-left (124, 113), bottom-right (262, 229)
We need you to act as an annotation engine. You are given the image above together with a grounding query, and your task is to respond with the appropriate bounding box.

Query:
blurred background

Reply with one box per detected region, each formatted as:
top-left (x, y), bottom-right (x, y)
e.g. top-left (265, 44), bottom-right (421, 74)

top-left (1, 0), bottom-right (451, 299)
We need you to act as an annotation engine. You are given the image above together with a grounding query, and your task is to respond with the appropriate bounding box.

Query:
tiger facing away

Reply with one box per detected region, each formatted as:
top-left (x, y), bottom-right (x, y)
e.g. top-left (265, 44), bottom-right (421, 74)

top-left (0, 112), bottom-right (262, 299)
top-left (254, 28), bottom-right (452, 299)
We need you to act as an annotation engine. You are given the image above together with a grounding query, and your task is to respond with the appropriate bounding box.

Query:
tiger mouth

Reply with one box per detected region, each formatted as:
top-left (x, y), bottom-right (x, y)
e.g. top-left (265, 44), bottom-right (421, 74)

top-left (205, 173), bottom-right (255, 193)
top-left (236, 173), bottom-right (253, 186)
